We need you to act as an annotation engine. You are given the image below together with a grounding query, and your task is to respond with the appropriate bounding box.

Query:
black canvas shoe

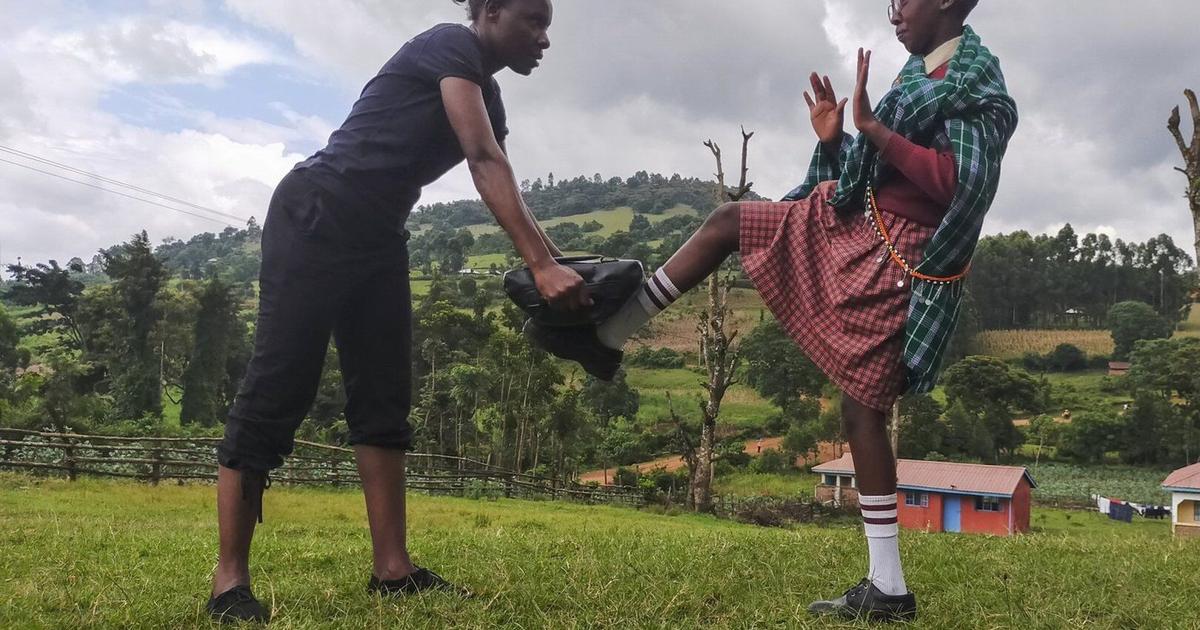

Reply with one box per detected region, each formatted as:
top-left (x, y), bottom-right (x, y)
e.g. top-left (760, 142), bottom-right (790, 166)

top-left (368, 568), bottom-right (471, 598)
top-left (206, 585), bottom-right (270, 624)
top-left (522, 319), bottom-right (623, 381)
top-left (807, 578), bottom-right (917, 623)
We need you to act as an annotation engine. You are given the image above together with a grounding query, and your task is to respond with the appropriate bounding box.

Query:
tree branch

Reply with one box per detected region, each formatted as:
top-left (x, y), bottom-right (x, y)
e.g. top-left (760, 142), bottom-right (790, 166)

top-left (1168, 105), bottom-right (1190, 159)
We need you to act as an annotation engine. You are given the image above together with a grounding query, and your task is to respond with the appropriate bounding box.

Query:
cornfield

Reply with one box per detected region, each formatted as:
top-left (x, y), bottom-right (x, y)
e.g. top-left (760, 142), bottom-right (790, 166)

top-left (971, 330), bottom-right (1114, 359)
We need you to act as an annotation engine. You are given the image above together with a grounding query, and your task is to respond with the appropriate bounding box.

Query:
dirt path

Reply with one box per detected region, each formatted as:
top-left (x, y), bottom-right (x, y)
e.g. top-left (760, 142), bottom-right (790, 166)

top-left (578, 438), bottom-right (846, 485)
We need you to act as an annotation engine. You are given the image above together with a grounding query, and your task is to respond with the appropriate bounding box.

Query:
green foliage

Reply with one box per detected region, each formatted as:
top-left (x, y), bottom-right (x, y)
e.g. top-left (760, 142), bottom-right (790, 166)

top-left (626, 346), bottom-right (685, 369)
top-left (580, 369), bottom-right (640, 427)
top-left (748, 448), bottom-right (789, 474)
top-left (897, 394), bottom-right (946, 459)
top-left (942, 356), bottom-right (1041, 459)
top-left (1056, 411), bottom-right (1123, 464)
top-left (969, 226), bottom-right (1193, 330)
top-left (103, 232), bottom-right (170, 421)
top-left (1107, 300), bottom-right (1172, 361)
top-left (740, 319), bottom-right (825, 413)
top-left (179, 276), bottom-right (244, 426)
top-left (2, 260), bottom-right (87, 349)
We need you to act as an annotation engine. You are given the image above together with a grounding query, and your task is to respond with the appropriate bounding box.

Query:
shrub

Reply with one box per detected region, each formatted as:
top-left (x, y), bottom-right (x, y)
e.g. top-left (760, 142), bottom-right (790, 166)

top-left (750, 449), bottom-right (789, 474)
top-left (627, 346), bottom-right (686, 369)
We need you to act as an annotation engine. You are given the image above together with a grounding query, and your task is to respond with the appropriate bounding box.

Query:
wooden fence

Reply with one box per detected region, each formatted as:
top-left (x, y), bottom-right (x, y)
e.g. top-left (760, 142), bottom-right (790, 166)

top-left (0, 428), bottom-right (644, 507)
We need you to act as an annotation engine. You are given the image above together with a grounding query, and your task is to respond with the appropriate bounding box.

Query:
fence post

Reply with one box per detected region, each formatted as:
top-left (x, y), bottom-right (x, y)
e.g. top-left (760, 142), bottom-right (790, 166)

top-left (150, 440), bottom-right (163, 486)
top-left (64, 436), bottom-right (77, 481)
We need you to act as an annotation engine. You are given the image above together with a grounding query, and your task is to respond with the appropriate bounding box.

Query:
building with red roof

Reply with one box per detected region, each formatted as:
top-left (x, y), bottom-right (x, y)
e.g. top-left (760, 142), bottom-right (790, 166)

top-left (812, 455), bottom-right (1037, 536)
top-left (1162, 462), bottom-right (1200, 539)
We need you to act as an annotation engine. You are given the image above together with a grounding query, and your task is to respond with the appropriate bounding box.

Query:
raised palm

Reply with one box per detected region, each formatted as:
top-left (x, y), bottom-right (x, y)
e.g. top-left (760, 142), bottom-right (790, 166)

top-left (804, 72), bottom-right (847, 144)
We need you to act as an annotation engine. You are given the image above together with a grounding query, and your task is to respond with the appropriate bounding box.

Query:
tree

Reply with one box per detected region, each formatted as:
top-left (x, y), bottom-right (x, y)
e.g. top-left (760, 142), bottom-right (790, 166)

top-left (941, 356), bottom-right (1040, 460)
top-left (897, 394), bottom-right (946, 459)
top-left (180, 276), bottom-right (244, 426)
top-left (682, 126), bottom-right (753, 513)
top-left (580, 369), bottom-right (639, 427)
top-left (1107, 301), bottom-right (1172, 361)
top-left (741, 319), bottom-right (826, 414)
top-left (3, 260), bottom-right (86, 349)
top-left (103, 231), bottom-right (169, 420)
top-left (1057, 411), bottom-right (1123, 464)
top-left (1167, 88), bottom-right (1200, 269)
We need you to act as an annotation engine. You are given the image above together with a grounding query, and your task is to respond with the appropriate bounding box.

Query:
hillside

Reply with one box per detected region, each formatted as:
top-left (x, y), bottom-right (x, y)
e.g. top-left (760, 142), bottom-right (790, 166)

top-left (1, 475), bottom-right (1191, 629)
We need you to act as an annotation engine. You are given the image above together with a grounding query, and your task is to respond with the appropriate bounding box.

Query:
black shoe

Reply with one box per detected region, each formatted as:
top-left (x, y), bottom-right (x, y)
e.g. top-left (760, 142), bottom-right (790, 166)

top-left (807, 578), bottom-right (917, 623)
top-left (206, 585), bottom-right (270, 624)
top-left (523, 319), bottom-right (623, 381)
top-left (368, 567), bottom-right (471, 598)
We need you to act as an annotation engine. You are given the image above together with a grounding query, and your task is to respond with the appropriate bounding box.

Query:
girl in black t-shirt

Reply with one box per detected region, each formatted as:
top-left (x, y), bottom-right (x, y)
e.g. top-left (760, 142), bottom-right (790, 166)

top-left (207, 0), bottom-right (584, 622)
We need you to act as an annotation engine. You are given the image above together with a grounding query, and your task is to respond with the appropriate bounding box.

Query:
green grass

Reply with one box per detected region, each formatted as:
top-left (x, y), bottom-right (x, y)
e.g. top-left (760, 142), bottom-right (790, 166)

top-left (440, 204), bottom-right (700, 239)
top-left (0, 474), bottom-right (1193, 629)
top-left (713, 471), bottom-right (820, 497)
top-left (625, 367), bottom-right (778, 431)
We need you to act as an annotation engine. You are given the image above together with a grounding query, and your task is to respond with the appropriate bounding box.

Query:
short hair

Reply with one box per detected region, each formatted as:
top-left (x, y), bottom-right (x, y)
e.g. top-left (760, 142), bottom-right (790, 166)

top-left (453, 0), bottom-right (510, 20)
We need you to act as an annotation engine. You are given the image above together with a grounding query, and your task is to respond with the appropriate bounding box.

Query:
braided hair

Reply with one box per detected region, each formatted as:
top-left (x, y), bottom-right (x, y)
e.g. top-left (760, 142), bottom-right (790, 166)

top-left (452, 0), bottom-right (509, 20)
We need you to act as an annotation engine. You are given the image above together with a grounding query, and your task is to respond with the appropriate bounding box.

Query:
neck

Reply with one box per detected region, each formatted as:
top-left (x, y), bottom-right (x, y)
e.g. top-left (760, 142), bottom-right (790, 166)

top-left (920, 23), bottom-right (964, 56)
top-left (468, 23), bottom-right (504, 76)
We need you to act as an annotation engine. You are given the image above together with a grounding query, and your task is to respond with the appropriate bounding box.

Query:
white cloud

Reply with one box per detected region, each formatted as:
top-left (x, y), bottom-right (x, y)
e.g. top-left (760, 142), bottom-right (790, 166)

top-left (1, 0), bottom-right (1198, 270)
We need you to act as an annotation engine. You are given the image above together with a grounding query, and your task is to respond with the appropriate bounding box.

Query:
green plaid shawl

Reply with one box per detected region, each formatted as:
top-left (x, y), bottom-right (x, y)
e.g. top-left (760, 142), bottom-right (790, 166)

top-left (782, 26), bottom-right (1018, 394)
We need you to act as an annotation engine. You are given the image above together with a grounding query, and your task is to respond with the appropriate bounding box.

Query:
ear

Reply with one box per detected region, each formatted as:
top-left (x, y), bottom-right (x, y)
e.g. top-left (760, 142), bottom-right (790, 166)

top-left (938, 0), bottom-right (958, 11)
top-left (483, 0), bottom-right (505, 21)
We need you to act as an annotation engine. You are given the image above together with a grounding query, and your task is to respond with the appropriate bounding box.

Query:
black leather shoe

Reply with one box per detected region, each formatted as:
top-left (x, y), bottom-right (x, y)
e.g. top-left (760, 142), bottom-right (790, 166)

top-left (807, 578), bottom-right (917, 623)
top-left (522, 319), bottom-right (622, 381)
top-left (368, 567), bottom-right (471, 598)
top-left (206, 585), bottom-right (270, 624)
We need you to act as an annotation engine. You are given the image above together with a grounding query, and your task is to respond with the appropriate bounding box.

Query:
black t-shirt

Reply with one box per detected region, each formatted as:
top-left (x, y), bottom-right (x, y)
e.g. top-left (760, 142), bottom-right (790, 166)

top-left (295, 23), bottom-right (507, 236)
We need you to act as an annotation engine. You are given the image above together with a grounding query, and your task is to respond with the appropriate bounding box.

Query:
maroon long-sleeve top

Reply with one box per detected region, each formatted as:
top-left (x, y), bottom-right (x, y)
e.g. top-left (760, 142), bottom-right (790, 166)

top-left (871, 63), bottom-right (957, 227)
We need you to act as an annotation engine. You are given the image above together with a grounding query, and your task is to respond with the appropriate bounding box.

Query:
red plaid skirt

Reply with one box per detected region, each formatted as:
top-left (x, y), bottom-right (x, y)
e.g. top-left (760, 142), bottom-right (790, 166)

top-left (739, 181), bottom-right (938, 412)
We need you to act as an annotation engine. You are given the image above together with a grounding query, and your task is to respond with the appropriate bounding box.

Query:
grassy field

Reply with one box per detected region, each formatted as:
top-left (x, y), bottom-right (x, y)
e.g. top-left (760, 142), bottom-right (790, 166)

top-left (441, 204), bottom-right (701, 239)
top-left (713, 471), bottom-right (820, 497)
top-left (0, 474), bottom-right (1192, 629)
top-left (971, 330), bottom-right (1115, 360)
top-left (625, 367), bottom-right (778, 432)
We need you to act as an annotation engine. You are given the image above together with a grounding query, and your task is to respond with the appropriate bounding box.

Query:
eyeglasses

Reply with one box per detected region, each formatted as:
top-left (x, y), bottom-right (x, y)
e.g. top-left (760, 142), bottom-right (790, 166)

top-left (887, 0), bottom-right (906, 21)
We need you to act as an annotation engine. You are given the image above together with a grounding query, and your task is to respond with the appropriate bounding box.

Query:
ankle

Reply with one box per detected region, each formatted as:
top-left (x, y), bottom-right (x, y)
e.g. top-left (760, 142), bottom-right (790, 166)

top-left (373, 558), bottom-right (417, 581)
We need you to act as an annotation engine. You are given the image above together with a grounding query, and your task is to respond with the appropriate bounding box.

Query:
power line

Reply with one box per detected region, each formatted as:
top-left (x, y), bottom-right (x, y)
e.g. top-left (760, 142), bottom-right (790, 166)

top-left (0, 144), bottom-right (251, 224)
top-left (0, 156), bottom-right (236, 228)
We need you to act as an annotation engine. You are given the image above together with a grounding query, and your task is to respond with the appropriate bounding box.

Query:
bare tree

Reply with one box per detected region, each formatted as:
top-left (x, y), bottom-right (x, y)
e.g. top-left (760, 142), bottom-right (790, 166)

top-left (1167, 89), bottom-right (1200, 270)
top-left (677, 127), bottom-right (754, 513)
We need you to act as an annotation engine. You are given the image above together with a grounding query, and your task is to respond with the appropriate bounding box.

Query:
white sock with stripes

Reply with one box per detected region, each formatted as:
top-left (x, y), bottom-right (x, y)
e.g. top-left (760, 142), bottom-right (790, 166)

top-left (596, 268), bottom-right (682, 350)
top-left (860, 493), bottom-right (908, 597)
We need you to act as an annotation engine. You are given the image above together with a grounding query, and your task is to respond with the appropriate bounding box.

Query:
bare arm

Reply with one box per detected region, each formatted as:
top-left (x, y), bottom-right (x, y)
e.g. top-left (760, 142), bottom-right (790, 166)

top-left (499, 139), bottom-right (563, 257)
top-left (441, 77), bottom-right (585, 308)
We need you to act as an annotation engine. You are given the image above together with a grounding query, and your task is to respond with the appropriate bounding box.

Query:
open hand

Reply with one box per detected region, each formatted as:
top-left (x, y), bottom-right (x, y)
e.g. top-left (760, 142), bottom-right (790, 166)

top-left (852, 48), bottom-right (881, 134)
top-left (803, 72), bottom-right (847, 145)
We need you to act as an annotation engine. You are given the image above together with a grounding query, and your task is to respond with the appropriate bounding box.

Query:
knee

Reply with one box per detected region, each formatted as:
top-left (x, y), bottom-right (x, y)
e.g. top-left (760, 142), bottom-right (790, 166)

top-left (704, 202), bottom-right (742, 243)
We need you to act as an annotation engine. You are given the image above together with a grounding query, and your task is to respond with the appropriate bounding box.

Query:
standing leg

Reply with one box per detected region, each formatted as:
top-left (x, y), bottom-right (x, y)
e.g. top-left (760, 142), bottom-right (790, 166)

top-left (841, 394), bottom-right (907, 597)
top-left (354, 447), bottom-right (415, 579)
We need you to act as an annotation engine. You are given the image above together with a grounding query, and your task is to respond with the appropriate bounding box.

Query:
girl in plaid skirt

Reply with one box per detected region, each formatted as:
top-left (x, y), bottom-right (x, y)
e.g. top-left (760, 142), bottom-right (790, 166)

top-left (532, 0), bottom-right (1017, 622)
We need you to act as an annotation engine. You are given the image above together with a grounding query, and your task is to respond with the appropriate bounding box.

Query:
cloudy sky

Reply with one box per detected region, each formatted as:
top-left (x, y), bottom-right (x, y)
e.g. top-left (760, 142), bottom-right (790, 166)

top-left (1, 0), bottom-right (1197, 269)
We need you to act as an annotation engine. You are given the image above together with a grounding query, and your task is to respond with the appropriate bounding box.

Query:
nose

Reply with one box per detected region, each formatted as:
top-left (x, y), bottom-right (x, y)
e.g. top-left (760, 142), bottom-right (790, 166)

top-left (889, 12), bottom-right (902, 26)
top-left (538, 32), bottom-right (550, 50)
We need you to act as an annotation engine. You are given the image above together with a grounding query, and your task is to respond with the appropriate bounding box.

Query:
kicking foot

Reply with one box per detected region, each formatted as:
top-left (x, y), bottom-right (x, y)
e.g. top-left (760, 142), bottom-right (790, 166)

top-left (522, 319), bottom-right (622, 381)
top-left (206, 585), bottom-right (270, 624)
top-left (368, 567), bottom-right (471, 598)
top-left (807, 578), bottom-right (917, 623)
